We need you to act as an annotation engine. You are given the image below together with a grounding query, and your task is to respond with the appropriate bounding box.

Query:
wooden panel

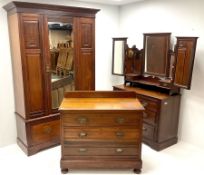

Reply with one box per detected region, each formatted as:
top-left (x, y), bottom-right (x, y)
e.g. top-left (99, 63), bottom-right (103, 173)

top-left (143, 33), bottom-right (170, 77)
top-left (21, 14), bottom-right (41, 49)
top-left (8, 14), bottom-right (26, 117)
top-left (142, 122), bottom-right (154, 140)
top-left (174, 37), bottom-right (198, 89)
top-left (19, 13), bottom-right (47, 118)
top-left (25, 52), bottom-right (45, 115)
top-left (30, 118), bottom-right (60, 145)
top-left (74, 17), bottom-right (95, 90)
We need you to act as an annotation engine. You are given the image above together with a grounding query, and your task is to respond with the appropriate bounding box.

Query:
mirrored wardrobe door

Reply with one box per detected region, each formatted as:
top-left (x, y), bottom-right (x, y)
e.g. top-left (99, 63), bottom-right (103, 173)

top-left (47, 17), bottom-right (75, 110)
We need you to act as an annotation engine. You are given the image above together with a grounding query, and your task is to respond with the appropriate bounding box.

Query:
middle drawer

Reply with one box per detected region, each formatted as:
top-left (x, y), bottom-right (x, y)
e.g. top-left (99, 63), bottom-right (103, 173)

top-left (63, 127), bottom-right (140, 141)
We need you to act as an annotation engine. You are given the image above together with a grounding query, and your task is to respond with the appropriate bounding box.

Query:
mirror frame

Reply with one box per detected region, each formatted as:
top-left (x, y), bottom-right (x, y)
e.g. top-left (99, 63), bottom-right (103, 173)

top-left (112, 37), bottom-right (127, 76)
top-left (143, 33), bottom-right (171, 77)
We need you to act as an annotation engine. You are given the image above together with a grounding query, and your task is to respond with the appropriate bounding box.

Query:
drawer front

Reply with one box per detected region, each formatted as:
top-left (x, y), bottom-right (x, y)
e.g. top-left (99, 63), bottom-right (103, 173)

top-left (62, 113), bottom-right (141, 127)
top-left (137, 96), bottom-right (159, 112)
top-left (142, 123), bottom-right (154, 140)
top-left (30, 119), bottom-right (60, 145)
top-left (63, 146), bottom-right (140, 156)
top-left (63, 127), bottom-right (140, 142)
top-left (142, 110), bottom-right (157, 125)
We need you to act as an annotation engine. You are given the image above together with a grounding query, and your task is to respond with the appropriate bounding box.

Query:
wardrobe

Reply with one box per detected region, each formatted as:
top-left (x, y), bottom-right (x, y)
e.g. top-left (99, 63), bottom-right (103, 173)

top-left (4, 1), bottom-right (99, 155)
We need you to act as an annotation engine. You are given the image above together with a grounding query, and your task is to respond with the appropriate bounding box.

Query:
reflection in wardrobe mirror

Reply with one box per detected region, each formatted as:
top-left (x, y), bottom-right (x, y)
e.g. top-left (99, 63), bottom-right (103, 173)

top-left (112, 38), bottom-right (127, 75)
top-left (144, 33), bottom-right (171, 77)
top-left (48, 17), bottom-right (75, 109)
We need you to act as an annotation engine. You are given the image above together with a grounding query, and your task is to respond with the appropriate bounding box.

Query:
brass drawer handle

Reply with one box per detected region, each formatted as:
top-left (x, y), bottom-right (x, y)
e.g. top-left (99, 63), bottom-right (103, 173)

top-left (79, 131), bottom-right (87, 138)
top-left (116, 148), bottom-right (123, 153)
top-left (79, 148), bottom-right (87, 153)
top-left (141, 101), bottom-right (148, 107)
top-left (116, 131), bottom-right (124, 137)
top-left (143, 112), bottom-right (148, 118)
top-left (116, 117), bottom-right (125, 124)
top-left (43, 125), bottom-right (52, 134)
top-left (77, 117), bottom-right (88, 124)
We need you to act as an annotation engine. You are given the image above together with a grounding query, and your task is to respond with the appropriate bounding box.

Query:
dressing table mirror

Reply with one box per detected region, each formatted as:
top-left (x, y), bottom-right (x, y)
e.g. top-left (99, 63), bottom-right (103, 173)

top-left (112, 38), bottom-right (127, 75)
top-left (143, 33), bottom-right (170, 77)
top-left (124, 33), bottom-right (198, 94)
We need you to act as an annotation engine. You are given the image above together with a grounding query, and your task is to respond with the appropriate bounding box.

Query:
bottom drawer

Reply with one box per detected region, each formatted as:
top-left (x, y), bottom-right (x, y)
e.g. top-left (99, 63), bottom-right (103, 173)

top-left (30, 118), bottom-right (60, 145)
top-left (63, 146), bottom-right (140, 156)
top-left (142, 123), bottom-right (154, 140)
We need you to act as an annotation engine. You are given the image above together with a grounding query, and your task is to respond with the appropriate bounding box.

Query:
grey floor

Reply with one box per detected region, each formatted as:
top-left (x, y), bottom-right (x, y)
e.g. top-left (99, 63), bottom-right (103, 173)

top-left (0, 141), bottom-right (203, 175)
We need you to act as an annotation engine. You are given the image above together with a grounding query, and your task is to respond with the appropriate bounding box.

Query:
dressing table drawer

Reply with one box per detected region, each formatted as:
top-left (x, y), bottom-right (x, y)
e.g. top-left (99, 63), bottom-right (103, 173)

top-left (142, 110), bottom-right (157, 125)
top-left (142, 123), bottom-right (154, 140)
top-left (137, 96), bottom-right (159, 112)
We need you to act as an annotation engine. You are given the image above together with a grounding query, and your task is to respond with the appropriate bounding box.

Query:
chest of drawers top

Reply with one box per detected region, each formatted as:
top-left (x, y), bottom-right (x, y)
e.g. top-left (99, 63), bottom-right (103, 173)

top-left (59, 91), bottom-right (144, 112)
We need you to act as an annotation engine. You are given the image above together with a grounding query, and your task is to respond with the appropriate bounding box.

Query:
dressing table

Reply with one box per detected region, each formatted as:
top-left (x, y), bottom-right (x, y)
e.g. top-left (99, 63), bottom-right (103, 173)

top-left (113, 33), bottom-right (198, 150)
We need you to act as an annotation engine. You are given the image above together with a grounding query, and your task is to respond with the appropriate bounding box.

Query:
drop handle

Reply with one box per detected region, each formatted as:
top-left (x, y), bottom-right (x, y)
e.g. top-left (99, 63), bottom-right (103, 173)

top-left (78, 117), bottom-right (88, 124)
top-left (79, 131), bottom-right (87, 138)
top-left (116, 148), bottom-right (123, 153)
top-left (79, 148), bottom-right (87, 153)
top-left (116, 131), bottom-right (124, 137)
top-left (116, 117), bottom-right (125, 124)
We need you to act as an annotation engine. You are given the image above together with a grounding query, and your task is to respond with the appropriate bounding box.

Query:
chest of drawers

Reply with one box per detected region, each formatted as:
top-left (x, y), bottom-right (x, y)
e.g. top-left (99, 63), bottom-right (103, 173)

top-left (59, 91), bottom-right (144, 173)
top-left (113, 85), bottom-right (181, 151)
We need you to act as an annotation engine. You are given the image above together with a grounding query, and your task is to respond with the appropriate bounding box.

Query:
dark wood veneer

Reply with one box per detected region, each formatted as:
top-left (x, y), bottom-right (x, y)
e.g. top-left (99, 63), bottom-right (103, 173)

top-left (4, 1), bottom-right (99, 155)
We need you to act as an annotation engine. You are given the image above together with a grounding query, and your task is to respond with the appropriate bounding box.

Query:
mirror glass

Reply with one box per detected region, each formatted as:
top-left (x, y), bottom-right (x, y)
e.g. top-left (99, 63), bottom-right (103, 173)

top-left (48, 17), bottom-right (75, 110)
top-left (144, 33), bottom-right (170, 77)
top-left (112, 38), bottom-right (127, 75)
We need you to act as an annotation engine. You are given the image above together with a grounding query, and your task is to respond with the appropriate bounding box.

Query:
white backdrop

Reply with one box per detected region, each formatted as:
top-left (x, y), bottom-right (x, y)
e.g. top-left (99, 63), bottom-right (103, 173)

top-left (0, 0), bottom-right (203, 149)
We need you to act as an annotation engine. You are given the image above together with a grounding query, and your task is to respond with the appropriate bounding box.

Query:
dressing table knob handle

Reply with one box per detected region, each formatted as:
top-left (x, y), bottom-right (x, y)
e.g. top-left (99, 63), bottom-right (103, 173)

top-left (143, 127), bottom-right (147, 131)
top-left (142, 101), bottom-right (148, 107)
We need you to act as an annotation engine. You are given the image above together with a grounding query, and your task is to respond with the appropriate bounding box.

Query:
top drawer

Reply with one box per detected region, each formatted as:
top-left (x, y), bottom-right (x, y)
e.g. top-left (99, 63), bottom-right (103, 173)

top-left (62, 113), bottom-right (141, 127)
top-left (137, 95), bottom-right (159, 112)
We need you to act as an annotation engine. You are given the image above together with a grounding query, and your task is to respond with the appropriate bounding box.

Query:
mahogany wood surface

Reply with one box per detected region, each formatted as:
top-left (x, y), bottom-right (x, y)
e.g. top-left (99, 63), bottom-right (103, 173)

top-left (60, 91), bottom-right (144, 173)
top-left (113, 85), bottom-right (181, 151)
top-left (4, 1), bottom-right (99, 155)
